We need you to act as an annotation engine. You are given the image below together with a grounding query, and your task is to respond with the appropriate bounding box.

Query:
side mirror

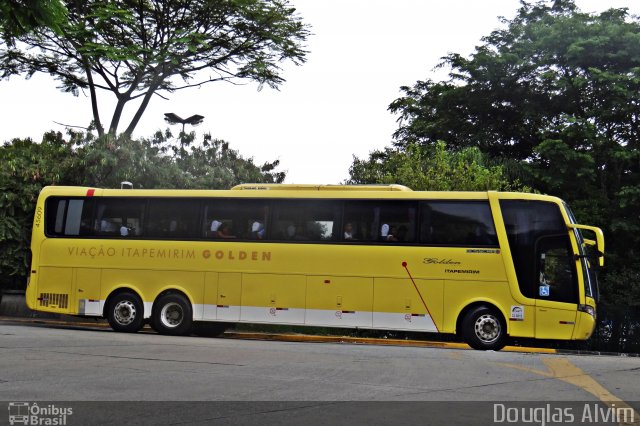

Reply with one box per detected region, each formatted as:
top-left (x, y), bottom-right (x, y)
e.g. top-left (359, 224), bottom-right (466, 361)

top-left (569, 224), bottom-right (605, 267)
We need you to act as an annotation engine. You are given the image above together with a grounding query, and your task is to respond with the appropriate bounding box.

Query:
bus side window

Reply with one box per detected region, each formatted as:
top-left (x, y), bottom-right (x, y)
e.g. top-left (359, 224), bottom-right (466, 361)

top-left (147, 198), bottom-right (199, 239)
top-left (271, 200), bottom-right (339, 242)
top-left (419, 201), bottom-right (498, 247)
top-left (94, 198), bottom-right (145, 238)
top-left (343, 202), bottom-right (376, 242)
top-left (203, 199), bottom-right (269, 240)
top-left (343, 201), bottom-right (416, 243)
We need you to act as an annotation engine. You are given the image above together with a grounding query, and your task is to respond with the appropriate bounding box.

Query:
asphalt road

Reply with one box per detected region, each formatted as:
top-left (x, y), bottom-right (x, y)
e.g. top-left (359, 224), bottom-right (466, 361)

top-left (0, 321), bottom-right (638, 425)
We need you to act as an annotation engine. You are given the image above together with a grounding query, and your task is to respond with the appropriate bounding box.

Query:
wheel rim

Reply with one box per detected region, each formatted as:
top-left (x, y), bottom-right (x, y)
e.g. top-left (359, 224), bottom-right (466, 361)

top-left (113, 300), bottom-right (137, 326)
top-left (160, 302), bottom-right (184, 328)
top-left (474, 314), bottom-right (501, 344)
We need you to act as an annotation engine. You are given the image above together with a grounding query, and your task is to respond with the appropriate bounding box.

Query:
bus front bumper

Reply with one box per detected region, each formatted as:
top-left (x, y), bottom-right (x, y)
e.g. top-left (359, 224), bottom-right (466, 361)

top-left (574, 309), bottom-right (596, 340)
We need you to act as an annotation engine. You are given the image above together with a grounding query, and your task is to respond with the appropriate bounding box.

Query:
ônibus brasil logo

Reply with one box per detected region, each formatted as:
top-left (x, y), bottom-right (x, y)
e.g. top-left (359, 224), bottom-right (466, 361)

top-left (8, 402), bottom-right (73, 425)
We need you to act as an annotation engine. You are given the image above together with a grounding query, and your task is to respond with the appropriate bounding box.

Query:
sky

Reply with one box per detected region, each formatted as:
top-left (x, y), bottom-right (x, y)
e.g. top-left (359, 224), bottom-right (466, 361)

top-left (1, 0), bottom-right (639, 184)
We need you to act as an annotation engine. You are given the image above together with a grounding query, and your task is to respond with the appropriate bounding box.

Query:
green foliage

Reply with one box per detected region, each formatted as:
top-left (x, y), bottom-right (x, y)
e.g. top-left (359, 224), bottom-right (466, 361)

top-left (0, 130), bottom-right (284, 290)
top-left (0, 0), bottom-right (67, 42)
top-left (173, 134), bottom-right (285, 189)
top-left (0, 0), bottom-right (310, 136)
top-left (387, 0), bottom-right (640, 305)
top-left (0, 132), bottom-right (76, 287)
top-left (348, 142), bottom-right (527, 191)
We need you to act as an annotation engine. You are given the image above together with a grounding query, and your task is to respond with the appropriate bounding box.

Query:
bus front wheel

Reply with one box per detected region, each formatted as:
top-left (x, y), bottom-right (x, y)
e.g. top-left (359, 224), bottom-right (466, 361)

top-left (107, 292), bottom-right (145, 333)
top-left (462, 306), bottom-right (507, 351)
top-left (152, 293), bottom-right (193, 336)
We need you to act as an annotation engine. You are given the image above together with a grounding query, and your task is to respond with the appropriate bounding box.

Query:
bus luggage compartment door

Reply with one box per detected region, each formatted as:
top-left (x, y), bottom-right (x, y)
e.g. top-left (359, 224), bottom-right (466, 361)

top-left (373, 278), bottom-right (442, 332)
top-left (216, 273), bottom-right (241, 321)
top-left (305, 276), bottom-right (373, 328)
top-left (240, 273), bottom-right (306, 324)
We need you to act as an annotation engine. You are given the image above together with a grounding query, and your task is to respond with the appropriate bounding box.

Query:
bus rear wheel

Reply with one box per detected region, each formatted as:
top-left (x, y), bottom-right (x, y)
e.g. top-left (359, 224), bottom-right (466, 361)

top-left (462, 306), bottom-right (507, 351)
top-left (107, 292), bottom-right (145, 333)
top-left (152, 293), bottom-right (193, 336)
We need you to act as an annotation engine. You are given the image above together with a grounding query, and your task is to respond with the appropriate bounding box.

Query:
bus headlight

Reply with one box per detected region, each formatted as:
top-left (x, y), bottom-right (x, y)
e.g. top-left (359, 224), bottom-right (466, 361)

top-left (578, 304), bottom-right (596, 319)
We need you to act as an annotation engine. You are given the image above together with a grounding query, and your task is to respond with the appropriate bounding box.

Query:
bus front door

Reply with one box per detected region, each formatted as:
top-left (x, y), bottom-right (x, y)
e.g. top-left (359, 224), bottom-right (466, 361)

top-left (534, 235), bottom-right (578, 340)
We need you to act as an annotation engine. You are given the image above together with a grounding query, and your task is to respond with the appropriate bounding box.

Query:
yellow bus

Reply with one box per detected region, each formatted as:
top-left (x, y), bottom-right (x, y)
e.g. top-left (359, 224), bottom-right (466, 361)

top-left (25, 184), bottom-right (604, 350)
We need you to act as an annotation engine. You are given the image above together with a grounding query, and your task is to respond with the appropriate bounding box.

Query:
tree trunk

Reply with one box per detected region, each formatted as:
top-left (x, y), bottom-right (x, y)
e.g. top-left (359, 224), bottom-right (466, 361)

top-left (108, 96), bottom-right (129, 137)
top-left (123, 82), bottom-right (160, 138)
top-left (85, 66), bottom-right (104, 137)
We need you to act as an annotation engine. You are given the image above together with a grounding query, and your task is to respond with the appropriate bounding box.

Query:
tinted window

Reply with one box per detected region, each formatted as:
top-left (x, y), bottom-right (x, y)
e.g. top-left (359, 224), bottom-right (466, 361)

top-left (204, 199), bottom-right (269, 240)
top-left (271, 200), bottom-right (340, 242)
top-left (419, 201), bottom-right (498, 246)
top-left (501, 200), bottom-right (576, 301)
top-left (343, 201), bottom-right (417, 243)
top-left (45, 197), bottom-right (93, 236)
top-left (537, 235), bottom-right (578, 304)
top-left (94, 198), bottom-right (146, 237)
top-left (147, 199), bottom-right (200, 239)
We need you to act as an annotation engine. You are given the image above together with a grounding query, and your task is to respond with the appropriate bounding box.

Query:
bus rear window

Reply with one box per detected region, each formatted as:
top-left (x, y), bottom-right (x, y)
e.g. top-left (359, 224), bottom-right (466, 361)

top-left (45, 197), bottom-right (92, 236)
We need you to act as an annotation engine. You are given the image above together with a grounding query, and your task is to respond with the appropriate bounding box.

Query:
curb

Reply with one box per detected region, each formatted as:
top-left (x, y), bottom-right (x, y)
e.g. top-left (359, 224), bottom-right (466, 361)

top-left (0, 316), bottom-right (109, 328)
top-left (223, 331), bottom-right (557, 353)
top-left (555, 347), bottom-right (640, 358)
top-left (0, 316), bottom-right (557, 354)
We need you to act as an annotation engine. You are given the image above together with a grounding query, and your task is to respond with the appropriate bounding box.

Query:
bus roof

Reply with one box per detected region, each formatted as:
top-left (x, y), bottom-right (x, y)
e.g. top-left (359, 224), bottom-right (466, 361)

top-left (230, 184), bottom-right (412, 191)
top-left (37, 185), bottom-right (564, 204)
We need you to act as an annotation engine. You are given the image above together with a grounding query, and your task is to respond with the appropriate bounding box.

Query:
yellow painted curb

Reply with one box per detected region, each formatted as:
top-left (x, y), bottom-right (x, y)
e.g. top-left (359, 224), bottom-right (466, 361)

top-left (0, 316), bottom-right (109, 328)
top-left (0, 316), bottom-right (556, 354)
top-left (223, 331), bottom-right (557, 354)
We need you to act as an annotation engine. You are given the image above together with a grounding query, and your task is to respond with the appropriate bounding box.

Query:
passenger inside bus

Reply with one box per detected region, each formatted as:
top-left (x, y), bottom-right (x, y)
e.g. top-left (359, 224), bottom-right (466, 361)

top-left (210, 219), bottom-right (222, 233)
top-left (251, 221), bottom-right (265, 239)
top-left (396, 225), bottom-right (408, 242)
top-left (100, 219), bottom-right (117, 233)
top-left (380, 224), bottom-right (399, 242)
top-left (216, 222), bottom-right (236, 239)
top-left (343, 222), bottom-right (355, 240)
top-left (286, 224), bottom-right (297, 239)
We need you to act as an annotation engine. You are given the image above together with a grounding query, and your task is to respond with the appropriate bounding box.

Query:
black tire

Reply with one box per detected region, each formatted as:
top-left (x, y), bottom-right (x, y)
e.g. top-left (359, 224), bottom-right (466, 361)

top-left (151, 293), bottom-right (193, 336)
top-left (107, 291), bottom-right (145, 333)
top-left (462, 306), bottom-right (507, 351)
top-left (192, 322), bottom-right (232, 337)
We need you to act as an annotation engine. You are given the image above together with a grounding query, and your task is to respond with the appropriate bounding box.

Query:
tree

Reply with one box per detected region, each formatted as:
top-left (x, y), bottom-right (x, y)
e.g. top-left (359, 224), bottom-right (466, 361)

top-left (65, 128), bottom-right (285, 189)
top-left (0, 0), bottom-right (67, 42)
top-left (387, 0), bottom-right (640, 305)
top-left (0, 0), bottom-right (309, 137)
top-left (0, 132), bottom-right (76, 288)
top-left (347, 141), bottom-right (525, 192)
top-left (0, 129), bottom-right (285, 290)
top-left (390, 1), bottom-right (640, 159)
top-left (173, 133), bottom-right (285, 189)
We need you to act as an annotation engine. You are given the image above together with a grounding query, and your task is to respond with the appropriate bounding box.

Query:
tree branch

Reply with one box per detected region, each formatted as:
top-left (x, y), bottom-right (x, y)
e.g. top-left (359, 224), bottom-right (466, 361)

top-left (53, 121), bottom-right (90, 130)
